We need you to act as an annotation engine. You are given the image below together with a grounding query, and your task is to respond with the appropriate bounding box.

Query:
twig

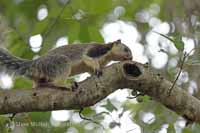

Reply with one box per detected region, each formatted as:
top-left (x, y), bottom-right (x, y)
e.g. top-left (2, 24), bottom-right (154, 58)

top-left (127, 93), bottom-right (144, 99)
top-left (167, 48), bottom-right (195, 96)
top-left (8, 113), bottom-right (16, 121)
top-left (78, 108), bottom-right (105, 130)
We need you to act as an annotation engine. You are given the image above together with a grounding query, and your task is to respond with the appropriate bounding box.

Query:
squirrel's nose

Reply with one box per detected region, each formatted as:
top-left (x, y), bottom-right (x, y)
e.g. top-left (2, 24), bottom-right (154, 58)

top-left (123, 54), bottom-right (132, 60)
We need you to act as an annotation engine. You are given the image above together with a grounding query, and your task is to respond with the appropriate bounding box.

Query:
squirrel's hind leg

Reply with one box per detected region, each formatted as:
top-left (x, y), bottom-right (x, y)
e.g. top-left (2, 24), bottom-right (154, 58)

top-left (37, 83), bottom-right (71, 91)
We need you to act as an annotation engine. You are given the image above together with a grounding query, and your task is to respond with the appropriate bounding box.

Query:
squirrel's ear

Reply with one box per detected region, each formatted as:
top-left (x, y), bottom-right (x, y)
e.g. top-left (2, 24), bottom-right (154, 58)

top-left (116, 39), bottom-right (121, 43)
top-left (108, 39), bottom-right (121, 48)
top-left (113, 39), bottom-right (121, 46)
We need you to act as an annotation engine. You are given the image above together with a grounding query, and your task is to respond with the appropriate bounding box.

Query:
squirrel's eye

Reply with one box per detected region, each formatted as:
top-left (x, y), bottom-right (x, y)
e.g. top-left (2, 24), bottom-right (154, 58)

top-left (124, 47), bottom-right (129, 52)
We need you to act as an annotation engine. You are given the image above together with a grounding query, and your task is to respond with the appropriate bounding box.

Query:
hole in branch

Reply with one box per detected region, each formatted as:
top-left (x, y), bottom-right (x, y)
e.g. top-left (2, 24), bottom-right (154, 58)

top-left (53, 102), bottom-right (57, 108)
top-left (4, 96), bottom-right (7, 101)
top-left (123, 63), bottom-right (142, 77)
top-left (33, 92), bottom-right (37, 96)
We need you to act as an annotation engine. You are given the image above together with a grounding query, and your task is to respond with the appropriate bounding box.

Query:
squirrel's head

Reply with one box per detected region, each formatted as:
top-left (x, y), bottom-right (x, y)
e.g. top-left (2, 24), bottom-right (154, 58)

top-left (109, 39), bottom-right (133, 61)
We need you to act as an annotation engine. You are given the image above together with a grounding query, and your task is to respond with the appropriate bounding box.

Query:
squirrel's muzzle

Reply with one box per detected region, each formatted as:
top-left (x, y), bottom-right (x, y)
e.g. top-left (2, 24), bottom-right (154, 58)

top-left (123, 54), bottom-right (132, 60)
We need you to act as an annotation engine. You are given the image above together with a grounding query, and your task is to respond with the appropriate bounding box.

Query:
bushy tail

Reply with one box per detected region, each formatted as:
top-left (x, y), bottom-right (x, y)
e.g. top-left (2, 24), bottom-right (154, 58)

top-left (0, 48), bottom-right (31, 76)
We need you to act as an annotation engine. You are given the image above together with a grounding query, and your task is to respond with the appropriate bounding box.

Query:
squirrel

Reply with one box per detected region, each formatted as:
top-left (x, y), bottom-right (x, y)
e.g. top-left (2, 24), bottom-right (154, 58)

top-left (0, 39), bottom-right (132, 90)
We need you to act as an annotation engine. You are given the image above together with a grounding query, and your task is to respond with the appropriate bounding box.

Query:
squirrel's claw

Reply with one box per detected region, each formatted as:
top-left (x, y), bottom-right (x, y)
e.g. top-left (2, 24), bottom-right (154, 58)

top-left (95, 69), bottom-right (103, 77)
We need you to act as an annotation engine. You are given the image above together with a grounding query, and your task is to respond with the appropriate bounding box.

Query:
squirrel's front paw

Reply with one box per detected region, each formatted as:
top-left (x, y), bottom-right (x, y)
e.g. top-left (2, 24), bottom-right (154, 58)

top-left (71, 81), bottom-right (78, 91)
top-left (95, 69), bottom-right (103, 77)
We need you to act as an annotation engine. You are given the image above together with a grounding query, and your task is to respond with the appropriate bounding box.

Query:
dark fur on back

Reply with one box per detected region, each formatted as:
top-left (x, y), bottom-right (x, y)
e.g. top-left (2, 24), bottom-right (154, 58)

top-left (87, 44), bottom-right (113, 58)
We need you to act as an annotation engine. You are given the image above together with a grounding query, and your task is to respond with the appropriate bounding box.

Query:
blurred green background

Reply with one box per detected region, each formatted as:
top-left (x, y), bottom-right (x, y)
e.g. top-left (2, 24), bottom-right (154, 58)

top-left (0, 0), bottom-right (200, 132)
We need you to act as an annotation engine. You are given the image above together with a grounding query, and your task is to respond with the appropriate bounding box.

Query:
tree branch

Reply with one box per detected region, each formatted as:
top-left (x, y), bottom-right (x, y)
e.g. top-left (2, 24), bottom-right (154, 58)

top-left (0, 61), bottom-right (200, 123)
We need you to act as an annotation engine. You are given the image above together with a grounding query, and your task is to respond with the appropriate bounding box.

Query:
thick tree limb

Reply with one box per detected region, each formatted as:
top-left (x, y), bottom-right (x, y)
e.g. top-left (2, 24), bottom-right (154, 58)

top-left (0, 61), bottom-right (200, 123)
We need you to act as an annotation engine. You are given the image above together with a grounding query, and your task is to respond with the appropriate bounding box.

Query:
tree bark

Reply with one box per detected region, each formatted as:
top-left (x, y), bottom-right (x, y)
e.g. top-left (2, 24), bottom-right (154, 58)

top-left (0, 61), bottom-right (200, 123)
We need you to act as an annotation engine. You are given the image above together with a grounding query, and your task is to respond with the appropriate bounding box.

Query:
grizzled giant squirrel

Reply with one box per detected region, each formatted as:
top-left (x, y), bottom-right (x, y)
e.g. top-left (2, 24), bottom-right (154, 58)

top-left (0, 40), bottom-right (132, 90)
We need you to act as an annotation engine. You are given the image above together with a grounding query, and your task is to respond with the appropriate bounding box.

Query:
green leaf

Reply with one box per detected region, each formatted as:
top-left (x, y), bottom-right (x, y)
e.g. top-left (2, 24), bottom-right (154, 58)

top-left (79, 23), bottom-right (90, 42)
top-left (0, 116), bottom-right (11, 133)
top-left (167, 68), bottom-right (175, 81)
top-left (71, 0), bottom-right (112, 15)
top-left (80, 107), bottom-right (96, 116)
top-left (29, 112), bottom-right (51, 122)
top-left (13, 77), bottom-right (33, 89)
top-left (7, 30), bottom-right (35, 59)
top-left (153, 31), bottom-right (184, 51)
top-left (167, 123), bottom-right (175, 133)
top-left (173, 35), bottom-right (185, 51)
top-left (136, 95), bottom-right (151, 103)
top-left (183, 127), bottom-right (193, 133)
top-left (101, 99), bottom-right (117, 112)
